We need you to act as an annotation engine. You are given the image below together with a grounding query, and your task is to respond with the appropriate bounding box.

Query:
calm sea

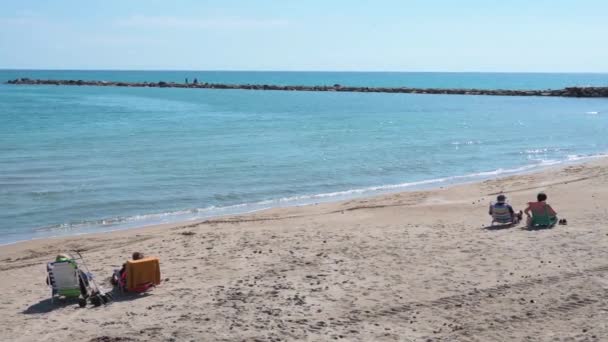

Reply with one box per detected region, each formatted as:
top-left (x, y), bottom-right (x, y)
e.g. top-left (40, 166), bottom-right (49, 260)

top-left (1, 70), bottom-right (608, 244)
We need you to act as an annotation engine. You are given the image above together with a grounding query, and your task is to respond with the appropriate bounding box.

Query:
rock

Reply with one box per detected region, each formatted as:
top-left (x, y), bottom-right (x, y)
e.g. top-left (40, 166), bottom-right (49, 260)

top-left (5, 78), bottom-right (608, 97)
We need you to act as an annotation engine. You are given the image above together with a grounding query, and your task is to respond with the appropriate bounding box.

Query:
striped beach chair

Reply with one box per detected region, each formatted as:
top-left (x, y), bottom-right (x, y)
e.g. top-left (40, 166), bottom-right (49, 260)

top-left (490, 203), bottom-right (514, 225)
top-left (47, 261), bottom-right (81, 303)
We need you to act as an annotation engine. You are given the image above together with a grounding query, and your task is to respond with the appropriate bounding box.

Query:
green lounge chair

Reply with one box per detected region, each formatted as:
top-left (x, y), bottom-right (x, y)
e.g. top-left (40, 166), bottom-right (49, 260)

top-left (530, 206), bottom-right (557, 228)
top-left (47, 261), bottom-right (82, 303)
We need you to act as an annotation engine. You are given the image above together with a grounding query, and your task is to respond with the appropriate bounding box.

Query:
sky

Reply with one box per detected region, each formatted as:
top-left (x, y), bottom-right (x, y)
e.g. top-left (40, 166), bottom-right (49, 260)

top-left (1, 0), bottom-right (607, 72)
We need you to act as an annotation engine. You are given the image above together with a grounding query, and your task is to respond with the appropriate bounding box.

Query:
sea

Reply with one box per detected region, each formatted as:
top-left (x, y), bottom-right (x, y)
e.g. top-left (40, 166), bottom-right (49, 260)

top-left (1, 70), bottom-right (608, 245)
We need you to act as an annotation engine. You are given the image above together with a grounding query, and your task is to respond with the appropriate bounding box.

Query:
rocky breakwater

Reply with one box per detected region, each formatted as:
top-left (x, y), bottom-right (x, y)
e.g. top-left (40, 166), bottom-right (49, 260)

top-left (5, 78), bottom-right (608, 98)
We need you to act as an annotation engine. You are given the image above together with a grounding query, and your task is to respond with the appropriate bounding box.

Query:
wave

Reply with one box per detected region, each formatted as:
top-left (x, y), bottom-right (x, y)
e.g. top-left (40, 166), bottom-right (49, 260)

top-left (450, 140), bottom-right (482, 146)
top-left (523, 148), bottom-right (566, 154)
top-left (567, 153), bottom-right (608, 161)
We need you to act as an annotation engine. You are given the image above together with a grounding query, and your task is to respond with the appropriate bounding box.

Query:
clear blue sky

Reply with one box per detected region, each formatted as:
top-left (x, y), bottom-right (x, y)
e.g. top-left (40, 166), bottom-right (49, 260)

top-left (1, 0), bottom-right (607, 72)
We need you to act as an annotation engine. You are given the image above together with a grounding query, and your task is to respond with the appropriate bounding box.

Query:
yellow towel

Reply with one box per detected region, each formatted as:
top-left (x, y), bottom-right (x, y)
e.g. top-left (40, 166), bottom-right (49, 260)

top-left (126, 257), bottom-right (161, 290)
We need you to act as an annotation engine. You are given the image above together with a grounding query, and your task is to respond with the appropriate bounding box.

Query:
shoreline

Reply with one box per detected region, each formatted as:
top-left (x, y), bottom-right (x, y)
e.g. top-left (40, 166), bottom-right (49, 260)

top-left (2, 154), bottom-right (605, 246)
top-left (6, 78), bottom-right (608, 97)
top-left (1, 155), bottom-right (607, 340)
top-left (2, 154), bottom-right (606, 250)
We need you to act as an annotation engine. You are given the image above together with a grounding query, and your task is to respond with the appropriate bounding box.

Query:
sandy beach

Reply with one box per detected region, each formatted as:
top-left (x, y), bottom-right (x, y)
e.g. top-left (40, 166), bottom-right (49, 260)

top-left (1, 159), bottom-right (607, 342)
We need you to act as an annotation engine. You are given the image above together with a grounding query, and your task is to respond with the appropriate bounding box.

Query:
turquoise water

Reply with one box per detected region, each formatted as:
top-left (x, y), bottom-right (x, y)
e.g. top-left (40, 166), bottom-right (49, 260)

top-left (1, 71), bottom-right (608, 244)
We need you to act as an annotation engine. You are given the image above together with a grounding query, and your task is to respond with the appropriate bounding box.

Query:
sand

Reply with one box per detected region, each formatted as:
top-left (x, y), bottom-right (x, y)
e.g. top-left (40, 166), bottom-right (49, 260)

top-left (1, 159), bottom-right (608, 342)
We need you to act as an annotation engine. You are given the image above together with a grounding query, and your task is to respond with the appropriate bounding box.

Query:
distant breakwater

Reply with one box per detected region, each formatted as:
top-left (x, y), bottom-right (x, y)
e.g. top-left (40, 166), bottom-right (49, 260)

top-left (6, 78), bottom-right (608, 97)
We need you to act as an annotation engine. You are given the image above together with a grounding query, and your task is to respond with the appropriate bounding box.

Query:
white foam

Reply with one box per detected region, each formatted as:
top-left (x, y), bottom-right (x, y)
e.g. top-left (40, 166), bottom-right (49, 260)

top-left (451, 140), bottom-right (482, 146)
top-left (567, 153), bottom-right (607, 161)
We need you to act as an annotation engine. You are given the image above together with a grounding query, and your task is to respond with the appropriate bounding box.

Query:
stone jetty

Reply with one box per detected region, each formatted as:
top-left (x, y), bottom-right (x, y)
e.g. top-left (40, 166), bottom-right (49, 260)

top-left (6, 78), bottom-right (608, 98)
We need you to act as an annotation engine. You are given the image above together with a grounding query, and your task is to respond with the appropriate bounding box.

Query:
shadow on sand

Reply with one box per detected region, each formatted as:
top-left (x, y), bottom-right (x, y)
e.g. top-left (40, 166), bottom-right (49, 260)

top-left (523, 224), bottom-right (556, 231)
top-left (483, 223), bottom-right (517, 231)
top-left (22, 287), bottom-right (152, 314)
top-left (22, 298), bottom-right (77, 314)
top-left (483, 223), bottom-right (557, 231)
top-left (107, 287), bottom-right (152, 303)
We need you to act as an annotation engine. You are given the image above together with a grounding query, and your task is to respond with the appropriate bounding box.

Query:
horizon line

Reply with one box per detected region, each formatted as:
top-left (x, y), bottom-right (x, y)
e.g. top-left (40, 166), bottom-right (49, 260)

top-left (1, 68), bottom-right (608, 75)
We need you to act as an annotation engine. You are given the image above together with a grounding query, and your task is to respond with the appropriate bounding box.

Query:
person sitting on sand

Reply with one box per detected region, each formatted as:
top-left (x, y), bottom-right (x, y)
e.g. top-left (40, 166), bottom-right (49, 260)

top-left (524, 192), bottom-right (558, 227)
top-left (489, 194), bottom-right (522, 224)
top-left (111, 252), bottom-right (144, 285)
